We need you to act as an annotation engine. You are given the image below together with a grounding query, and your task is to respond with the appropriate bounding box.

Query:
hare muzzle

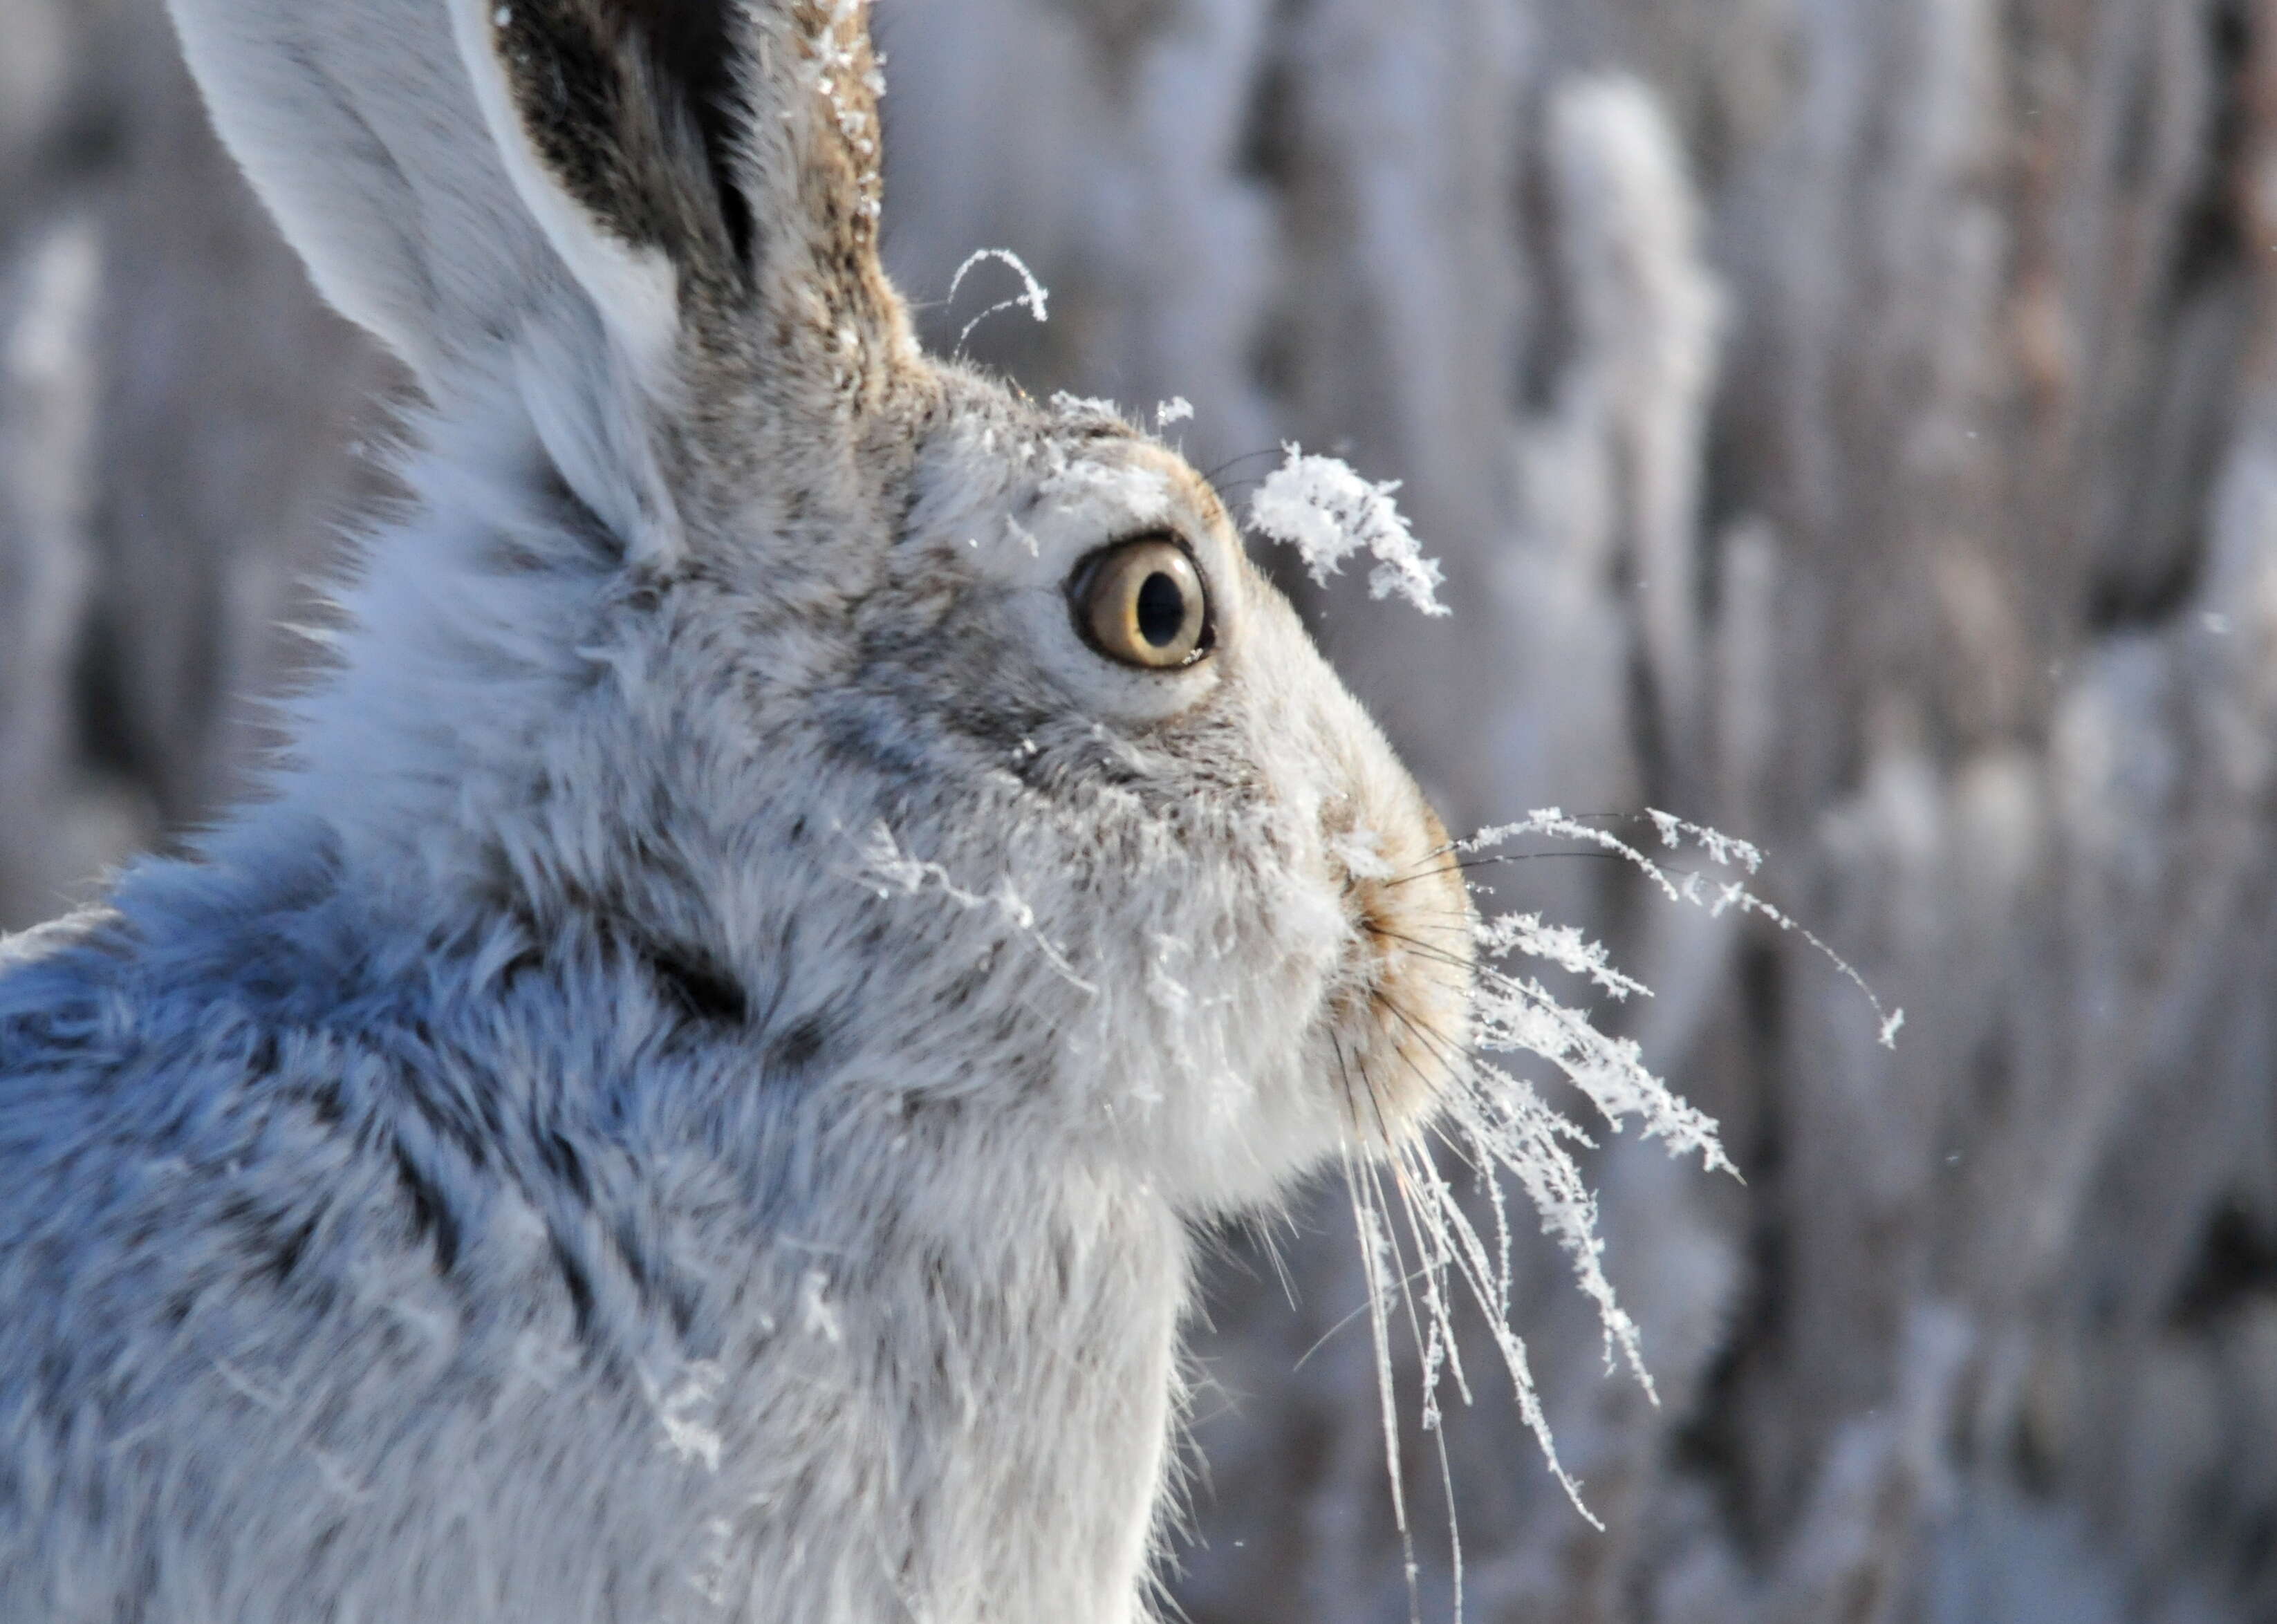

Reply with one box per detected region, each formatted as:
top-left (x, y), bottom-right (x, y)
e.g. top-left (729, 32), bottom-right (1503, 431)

top-left (1327, 799), bottom-right (1477, 1152)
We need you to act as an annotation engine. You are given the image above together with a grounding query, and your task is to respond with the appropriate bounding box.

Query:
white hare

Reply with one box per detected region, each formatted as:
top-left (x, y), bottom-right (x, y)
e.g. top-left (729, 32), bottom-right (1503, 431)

top-left (0, 1), bottom-right (1474, 1619)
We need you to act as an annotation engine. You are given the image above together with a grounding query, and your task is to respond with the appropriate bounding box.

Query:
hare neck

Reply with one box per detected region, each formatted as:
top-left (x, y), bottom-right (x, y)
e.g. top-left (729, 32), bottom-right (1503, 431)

top-left (687, 1149), bottom-right (1192, 1624)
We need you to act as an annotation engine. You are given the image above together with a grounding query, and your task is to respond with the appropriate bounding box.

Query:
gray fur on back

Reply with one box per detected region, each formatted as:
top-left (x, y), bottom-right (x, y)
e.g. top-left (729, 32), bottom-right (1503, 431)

top-left (0, 2), bottom-right (1474, 1620)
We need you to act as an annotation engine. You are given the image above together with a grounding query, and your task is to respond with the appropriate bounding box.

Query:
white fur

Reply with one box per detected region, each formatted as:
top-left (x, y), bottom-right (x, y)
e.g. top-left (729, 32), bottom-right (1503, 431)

top-left (0, 4), bottom-right (1474, 1621)
top-left (167, 0), bottom-right (557, 387)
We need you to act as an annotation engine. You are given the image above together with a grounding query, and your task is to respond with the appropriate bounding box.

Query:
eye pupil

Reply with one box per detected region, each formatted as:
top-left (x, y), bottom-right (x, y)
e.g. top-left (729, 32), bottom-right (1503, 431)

top-left (1072, 536), bottom-right (1213, 671)
top-left (1136, 572), bottom-right (1186, 647)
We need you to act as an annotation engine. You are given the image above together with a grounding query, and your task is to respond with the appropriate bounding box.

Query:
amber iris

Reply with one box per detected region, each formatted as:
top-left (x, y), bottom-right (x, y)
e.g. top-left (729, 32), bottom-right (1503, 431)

top-left (1073, 539), bottom-right (1211, 669)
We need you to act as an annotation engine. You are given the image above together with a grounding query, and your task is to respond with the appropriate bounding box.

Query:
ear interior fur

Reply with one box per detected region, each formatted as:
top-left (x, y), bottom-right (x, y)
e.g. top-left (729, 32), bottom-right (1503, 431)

top-left (612, 0), bottom-right (757, 261)
top-left (454, 0), bottom-right (759, 382)
top-left (492, 0), bottom-right (752, 272)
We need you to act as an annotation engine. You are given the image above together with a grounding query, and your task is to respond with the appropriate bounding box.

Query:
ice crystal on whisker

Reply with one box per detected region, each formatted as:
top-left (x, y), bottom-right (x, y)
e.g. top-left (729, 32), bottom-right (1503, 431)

top-left (1348, 808), bottom-right (1897, 1543)
top-left (1644, 808), bottom-right (1762, 872)
top-left (1248, 445), bottom-right (1450, 617)
top-left (1476, 913), bottom-right (1651, 1002)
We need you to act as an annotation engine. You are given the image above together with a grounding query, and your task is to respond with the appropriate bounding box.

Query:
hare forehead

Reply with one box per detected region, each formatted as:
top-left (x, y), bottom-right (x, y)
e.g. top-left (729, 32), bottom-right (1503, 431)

top-left (913, 437), bottom-right (1225, 580)
top-left (918, 381), bottom-right (1211, 503)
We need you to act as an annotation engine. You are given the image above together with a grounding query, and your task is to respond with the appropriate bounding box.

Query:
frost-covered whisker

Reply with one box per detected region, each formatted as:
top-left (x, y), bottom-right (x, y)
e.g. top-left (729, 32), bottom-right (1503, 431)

top-left (1644, 808), bottom-right (1762, 873)
top-left (1460, 809), bottom-right (1902, 1047)
top-left (947, 247), bottom-right (1050, 352)
top-left (1475, 913), bottom-right (1650, 1001)
top-left (1346, 1157), bottom-right (1417, 1604)
top-left (1341, 810), bottom-right (1898, 1551)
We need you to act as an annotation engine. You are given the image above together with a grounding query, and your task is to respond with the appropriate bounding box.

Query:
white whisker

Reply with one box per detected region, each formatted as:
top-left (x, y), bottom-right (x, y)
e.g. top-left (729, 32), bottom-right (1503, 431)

top-left (1343, 1152), bottom-right (1424, 1623)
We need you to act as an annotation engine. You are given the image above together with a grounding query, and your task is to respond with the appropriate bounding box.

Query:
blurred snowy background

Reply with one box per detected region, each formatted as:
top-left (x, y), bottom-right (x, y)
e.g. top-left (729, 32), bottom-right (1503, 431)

top-left (5, 0), bottom-right (2276, 1618)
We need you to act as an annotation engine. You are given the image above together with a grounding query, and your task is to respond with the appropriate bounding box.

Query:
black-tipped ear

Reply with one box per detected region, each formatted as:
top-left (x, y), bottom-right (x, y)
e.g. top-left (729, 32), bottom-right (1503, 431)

top-left (172, 0), bottom-right (913, 421)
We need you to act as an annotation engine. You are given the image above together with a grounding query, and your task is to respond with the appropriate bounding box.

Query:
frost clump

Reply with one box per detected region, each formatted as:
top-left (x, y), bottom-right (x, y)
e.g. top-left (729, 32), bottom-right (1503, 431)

top-left (1248, 445), bottom-right (1449, 616)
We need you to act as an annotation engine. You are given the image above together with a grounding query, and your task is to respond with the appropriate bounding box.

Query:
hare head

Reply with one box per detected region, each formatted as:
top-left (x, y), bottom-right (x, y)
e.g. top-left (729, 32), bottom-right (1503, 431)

top-left (171, 0), bottom-right (1474, 1211)
top-left (0, 1), bottom-right (1476, 1618)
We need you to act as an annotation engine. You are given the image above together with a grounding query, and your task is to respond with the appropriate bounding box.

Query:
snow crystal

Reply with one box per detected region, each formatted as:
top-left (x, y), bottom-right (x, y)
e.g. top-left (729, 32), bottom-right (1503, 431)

top-left (855, 821), bottom-right (1095, 994)
top-left (808, 4), bottom-right (883, 217)
top-left (1476, 913), bottom-right (1651, 1001)
top-left (1644, 807), bottom-right (1763, 872)
top-left (1049, 391), bottom-right (1126, 424)
top-left (1247, 445), bottom-right (1449, 616)
top-left (652, 1363), bottom-right (727, 1473)
top-left (801, 1270), bottom-right (843, 1345)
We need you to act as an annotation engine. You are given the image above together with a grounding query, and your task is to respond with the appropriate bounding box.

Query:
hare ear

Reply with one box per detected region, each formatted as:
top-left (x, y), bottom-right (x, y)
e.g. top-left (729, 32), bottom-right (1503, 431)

top-left (457, 0), bottom-right (915, 404)
top-left (171, 0), bottom-right (910, 406)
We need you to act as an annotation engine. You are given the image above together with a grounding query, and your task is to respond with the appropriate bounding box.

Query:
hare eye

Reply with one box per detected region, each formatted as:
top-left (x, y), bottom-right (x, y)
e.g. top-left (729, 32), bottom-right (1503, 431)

top-left (1072, 538), bottom-right (1212, 670)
